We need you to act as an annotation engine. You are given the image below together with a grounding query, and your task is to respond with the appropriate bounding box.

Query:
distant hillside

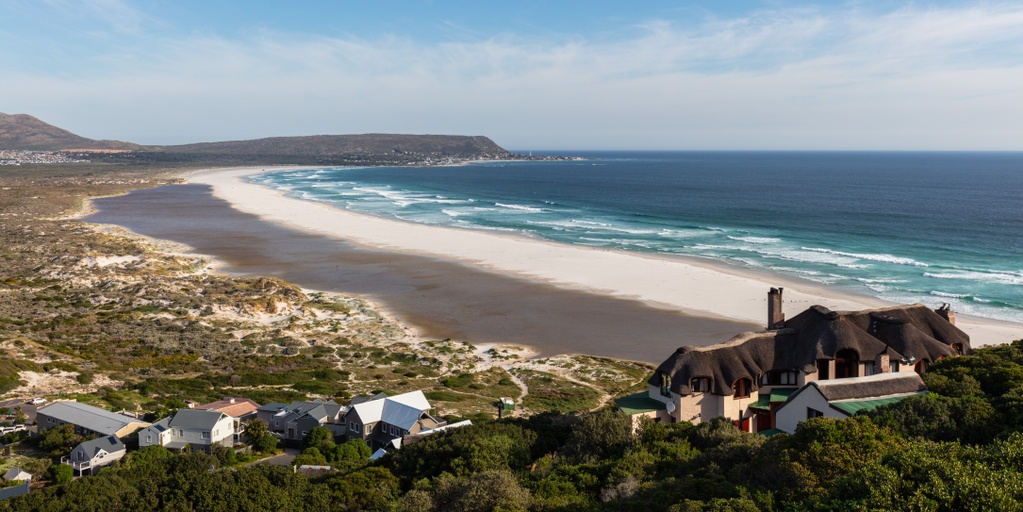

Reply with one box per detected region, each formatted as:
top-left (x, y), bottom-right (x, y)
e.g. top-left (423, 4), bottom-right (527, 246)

top-left (0, 113), bottom-right (518, 165)
top-left (0, 113), bottom-right (139, 151)
top-left (157, 134), bottom-right (511, 159)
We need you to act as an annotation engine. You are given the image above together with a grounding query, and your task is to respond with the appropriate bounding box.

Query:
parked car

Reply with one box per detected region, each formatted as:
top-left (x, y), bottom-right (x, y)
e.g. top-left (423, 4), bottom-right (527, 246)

top-left (28, 398), bottom-right (46, 405)
top-left (0, 424), bottom-right (28, 434)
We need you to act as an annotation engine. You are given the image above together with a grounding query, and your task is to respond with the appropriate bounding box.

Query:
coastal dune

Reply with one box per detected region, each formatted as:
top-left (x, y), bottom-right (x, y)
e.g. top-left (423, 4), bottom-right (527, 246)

top-left (189, 166), bottom-right (1023, 348)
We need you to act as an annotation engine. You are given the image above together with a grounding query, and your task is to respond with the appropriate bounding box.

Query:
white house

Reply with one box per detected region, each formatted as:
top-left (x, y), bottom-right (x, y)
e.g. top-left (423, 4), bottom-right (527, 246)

top-left (139, 409), bottom-right (234, 453)
top-left (63, 435), bottom-right (126, 476)
top-left (2, 467), bottom-right (31, 483)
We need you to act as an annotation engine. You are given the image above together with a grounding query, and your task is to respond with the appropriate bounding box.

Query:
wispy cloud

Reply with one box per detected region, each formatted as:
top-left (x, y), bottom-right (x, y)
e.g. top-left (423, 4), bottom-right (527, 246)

top-left (4, 2), bottom-right (1022, 149)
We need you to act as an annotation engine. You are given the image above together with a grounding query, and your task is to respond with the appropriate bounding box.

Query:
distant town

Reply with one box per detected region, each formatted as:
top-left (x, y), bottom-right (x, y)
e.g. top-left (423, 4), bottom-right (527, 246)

top-left (0, 150), bottom-right (90, 166)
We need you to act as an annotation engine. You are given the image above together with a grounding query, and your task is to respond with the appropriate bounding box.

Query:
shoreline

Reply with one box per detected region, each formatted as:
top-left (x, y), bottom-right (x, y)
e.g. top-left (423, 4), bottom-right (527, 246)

top-left (185, 166), bottom-right (1023, 347)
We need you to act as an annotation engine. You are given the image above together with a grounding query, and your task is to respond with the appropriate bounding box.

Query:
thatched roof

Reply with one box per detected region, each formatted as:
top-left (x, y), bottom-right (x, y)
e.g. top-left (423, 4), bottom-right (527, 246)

top-left (811, 372), bottom-right (926, 401)
top-left (650, 304), bottom-right (969, 396)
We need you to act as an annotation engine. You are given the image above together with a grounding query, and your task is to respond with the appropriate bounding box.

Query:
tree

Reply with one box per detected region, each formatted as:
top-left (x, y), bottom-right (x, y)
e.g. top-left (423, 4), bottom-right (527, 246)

top-left (432, 469), bottom-right (531, 512)
top-left (255, 432), bottom-right (279, 453)
top-left (324, 466), bottom-right (400, 510)
top-left (564, 408), bottom-right (633, 462)
top-left (37, 423), bottom-right (88, 456)
top-left (293, 447), bottom-right (328, 467)
top-left (211, 444), bottom-right (238, 466)
top-left (49, 463), bottom-right (73, 484)
top-left (127, 445), bottom-right (174, 468)
top-left (303, 426), bottom-right (334, 449)
top-left (242, 419), bottom-right (268, 444)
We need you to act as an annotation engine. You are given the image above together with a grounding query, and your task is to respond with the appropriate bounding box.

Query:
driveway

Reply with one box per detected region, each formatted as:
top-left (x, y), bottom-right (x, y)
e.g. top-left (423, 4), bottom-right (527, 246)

top-left (255, 447), bottom-right (299, 466)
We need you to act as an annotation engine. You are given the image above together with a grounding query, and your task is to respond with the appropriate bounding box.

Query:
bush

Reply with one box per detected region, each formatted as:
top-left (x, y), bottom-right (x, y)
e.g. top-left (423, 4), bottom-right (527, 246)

top-left (255, 433), bottom-right (279, 453)
top-left (49, 464), bottom-right (73, 484)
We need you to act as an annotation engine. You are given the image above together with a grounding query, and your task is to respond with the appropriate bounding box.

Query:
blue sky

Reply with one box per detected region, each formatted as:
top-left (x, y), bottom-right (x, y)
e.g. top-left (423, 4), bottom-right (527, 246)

top-left (2, 1), bottom-right (1021, 150)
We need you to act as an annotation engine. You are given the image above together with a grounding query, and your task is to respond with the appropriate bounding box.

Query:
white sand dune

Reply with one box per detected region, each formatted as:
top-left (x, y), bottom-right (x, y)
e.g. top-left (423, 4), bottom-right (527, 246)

top-left (188, 166), bottom-right (1023, 347)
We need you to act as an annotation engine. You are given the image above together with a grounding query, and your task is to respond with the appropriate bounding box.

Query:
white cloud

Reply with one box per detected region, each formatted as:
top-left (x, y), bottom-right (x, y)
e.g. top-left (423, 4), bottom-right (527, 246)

top-left (4, 2), bottom-right (1022, 149)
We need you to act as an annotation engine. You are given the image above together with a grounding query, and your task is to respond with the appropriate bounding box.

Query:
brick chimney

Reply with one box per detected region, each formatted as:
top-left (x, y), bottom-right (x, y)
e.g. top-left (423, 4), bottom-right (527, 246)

top-left (936, 303), bottom-right (956, 325)
top-left (768, 287), bottom-right (785, 330)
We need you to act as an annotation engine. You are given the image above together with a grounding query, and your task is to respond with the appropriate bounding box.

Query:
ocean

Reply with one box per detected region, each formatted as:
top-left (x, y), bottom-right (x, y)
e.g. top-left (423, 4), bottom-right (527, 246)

top-left (249, 151), bottom-right (1023, 325)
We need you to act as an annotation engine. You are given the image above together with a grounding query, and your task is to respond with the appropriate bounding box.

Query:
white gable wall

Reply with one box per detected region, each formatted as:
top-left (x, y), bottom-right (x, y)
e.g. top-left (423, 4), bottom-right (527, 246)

top-left (774, 386), bottom-right (849, 434)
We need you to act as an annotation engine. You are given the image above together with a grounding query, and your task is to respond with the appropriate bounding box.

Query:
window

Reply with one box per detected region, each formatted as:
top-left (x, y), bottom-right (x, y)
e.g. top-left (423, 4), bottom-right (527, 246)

top-left (817, 359), bottom-right (830, 380)
top-left (732, 378), bottom-right (751, 399)
top-left (914, 359), bottom-right (929, 374)
top-left (659, 372), bottom-right (672, 397)
top-left (761, 370), bottom-right (797, 386)
top-left (835, 349), bottom-right (859, 379)
top-left (202, 432), bottom-right (210, 439)
top-left (350, 421), bottom-right (357, 432)
top-left (365, 424), bottom-right (372, 434)
top-left (690, 377), bottom-right (711, 393)
top-left (146, 435), bottom-right (151, 443)
top-left (863, 361), bottom-right (874, 376)
top-left (807, 407), bottom-right (824, 419)
top-left (953, 343), bottom-right (964, 355)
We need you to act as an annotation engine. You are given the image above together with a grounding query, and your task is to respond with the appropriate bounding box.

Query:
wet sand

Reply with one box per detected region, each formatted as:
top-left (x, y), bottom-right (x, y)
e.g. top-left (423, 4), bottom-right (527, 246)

top-left (85, 184), bottom-right (759, 364)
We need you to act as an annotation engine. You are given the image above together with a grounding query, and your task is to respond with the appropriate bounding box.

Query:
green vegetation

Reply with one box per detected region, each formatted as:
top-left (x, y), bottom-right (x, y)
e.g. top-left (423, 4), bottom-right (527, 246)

top-left (3, 342), bottom-right (1023, 510)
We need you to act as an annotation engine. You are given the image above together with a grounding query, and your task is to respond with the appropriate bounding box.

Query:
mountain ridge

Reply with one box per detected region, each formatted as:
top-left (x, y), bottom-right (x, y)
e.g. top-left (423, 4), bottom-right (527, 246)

top-left (0, 113), bottom-right (139, 151)
top-left (0, 113), bottom-right (511, 160)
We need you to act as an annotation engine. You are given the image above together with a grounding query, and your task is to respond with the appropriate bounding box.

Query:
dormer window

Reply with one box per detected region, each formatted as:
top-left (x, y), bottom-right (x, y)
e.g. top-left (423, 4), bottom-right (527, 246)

top-left (732, 378), bottom-right (752, 399)
top-left (690, 377), bottom-right (711, 393)
top-left (760, 370), bottom-right (797, 386)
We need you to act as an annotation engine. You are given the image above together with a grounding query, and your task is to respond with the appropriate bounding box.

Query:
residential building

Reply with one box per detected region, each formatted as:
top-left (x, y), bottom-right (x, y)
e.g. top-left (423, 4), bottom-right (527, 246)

top-left (342, 390), bottom-right (444, 449)
top-left (2, 467), bottom-right (30, 483)
top-left (63, 436), bottom-right (126, 476)
top-left (35, 401), bottom-right (149, 438)
top-left (255, 399), bottom-right (341, 434)
top-left (138, 409), bottom-right (234, 453)
top-left (194, 397), bottom-right (260, 432)
top-left (284, 401), bottom-right (345, 444)
top-left (773, 372), bottom-right (927, 433)
top-left (0, 468), bottom-right (30, 501)
top-left (644, 288), bottom-right (969, 432)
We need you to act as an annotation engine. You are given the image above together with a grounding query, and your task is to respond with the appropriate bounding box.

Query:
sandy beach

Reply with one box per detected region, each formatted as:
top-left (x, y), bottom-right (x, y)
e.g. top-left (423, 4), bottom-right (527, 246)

top-left (185, 166), bottom-right (1023, 347)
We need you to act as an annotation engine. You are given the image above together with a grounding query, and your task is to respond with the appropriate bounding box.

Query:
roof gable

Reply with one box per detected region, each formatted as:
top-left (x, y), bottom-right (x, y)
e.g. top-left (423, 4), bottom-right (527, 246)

top-left (170, 409), bottom-right (229, 430)
top-left (348, 391), bottom-right (432, 427)
top-left (73, 435), bottom-right (125, 458)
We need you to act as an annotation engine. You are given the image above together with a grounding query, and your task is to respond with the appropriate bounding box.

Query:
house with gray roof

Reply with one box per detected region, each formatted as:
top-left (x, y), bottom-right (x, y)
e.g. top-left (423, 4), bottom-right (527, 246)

top-left (642, 288), bottom-right (969, 432)
top-left (284, 401), bottom-right (345, 445)
top-left (774, 372), bottom-right (927, 433)
top-left (63, 435), bottom-right (126, 476)
top-left (343, 390), bottom-right (444, 449)
top-left (0, 468), bottom-right (30, 501)
top-left (138, 409), bottom-right (234, 453)
top-left (35, 401), bottom-right (150, 438)
top-left (257, 400), bottom-right (340, 434)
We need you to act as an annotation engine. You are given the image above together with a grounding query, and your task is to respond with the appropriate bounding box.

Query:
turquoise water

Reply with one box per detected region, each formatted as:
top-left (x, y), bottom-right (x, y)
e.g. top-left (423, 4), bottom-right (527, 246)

top-left (250, 151), bottom-right (1023, 324)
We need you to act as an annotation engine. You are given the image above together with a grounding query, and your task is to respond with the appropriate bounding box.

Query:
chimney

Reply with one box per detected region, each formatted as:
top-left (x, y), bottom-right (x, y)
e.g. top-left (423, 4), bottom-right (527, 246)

top-left (935, 303), bottom-right (956, 325)
top-left (768, 287), bottom-right (785, 330)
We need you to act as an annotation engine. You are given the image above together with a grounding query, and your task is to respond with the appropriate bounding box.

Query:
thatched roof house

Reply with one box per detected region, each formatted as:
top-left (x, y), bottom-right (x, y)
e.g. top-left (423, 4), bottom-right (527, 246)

top-left (650, 302), bottom-right (968, 397)
top-left (640, 289), bottom-right (969, 431)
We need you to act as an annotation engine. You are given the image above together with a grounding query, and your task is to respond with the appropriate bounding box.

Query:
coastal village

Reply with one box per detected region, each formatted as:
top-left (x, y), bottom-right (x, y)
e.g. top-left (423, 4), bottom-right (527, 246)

top-left (1, 113), bottom-right (1022, 509)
